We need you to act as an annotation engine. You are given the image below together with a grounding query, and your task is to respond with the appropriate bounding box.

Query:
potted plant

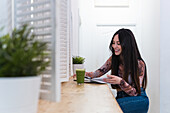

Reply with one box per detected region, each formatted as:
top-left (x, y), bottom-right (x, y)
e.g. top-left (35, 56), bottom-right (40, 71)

top-left (0, 24), bottom-right (50, 113)
top-left (72, 56), bottom-right (85, 74)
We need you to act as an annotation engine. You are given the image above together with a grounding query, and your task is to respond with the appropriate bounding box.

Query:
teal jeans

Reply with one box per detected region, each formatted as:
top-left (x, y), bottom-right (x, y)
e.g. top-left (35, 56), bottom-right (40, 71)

top-left (116, 88), bottom-right (149, 113)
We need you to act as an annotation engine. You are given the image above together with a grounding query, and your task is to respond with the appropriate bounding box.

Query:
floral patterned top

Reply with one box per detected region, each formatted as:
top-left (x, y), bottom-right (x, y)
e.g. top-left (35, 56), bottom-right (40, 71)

top-left (88, 56), bottom-right (145, 96)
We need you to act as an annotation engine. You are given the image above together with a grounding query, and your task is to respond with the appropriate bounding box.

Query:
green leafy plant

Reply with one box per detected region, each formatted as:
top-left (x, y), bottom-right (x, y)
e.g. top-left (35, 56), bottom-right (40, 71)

top-left (72, 56), bottom-right (85, 64)
top-left (0, 24), bottom-right (50, 77)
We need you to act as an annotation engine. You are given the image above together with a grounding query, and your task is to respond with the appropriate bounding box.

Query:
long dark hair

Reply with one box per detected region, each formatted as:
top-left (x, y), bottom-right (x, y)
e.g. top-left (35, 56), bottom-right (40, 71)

top-left (109, 28), bottom-right (147, 94)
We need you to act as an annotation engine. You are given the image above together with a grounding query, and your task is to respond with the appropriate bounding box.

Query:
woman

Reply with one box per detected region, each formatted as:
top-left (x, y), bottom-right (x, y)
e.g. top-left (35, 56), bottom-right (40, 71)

top-left (85, 28), bottom-right (149, 113)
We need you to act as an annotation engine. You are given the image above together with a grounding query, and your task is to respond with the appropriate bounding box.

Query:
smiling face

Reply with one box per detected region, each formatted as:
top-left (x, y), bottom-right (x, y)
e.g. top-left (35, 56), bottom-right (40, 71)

top-left (112, 34), bottom-right (122, 55)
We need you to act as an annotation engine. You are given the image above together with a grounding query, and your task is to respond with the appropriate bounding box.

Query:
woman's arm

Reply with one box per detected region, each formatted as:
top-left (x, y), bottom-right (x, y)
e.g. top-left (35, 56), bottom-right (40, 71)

top-left (104, 60), bottom-right (145, 96)
top-left (119, 60), bottom-right (145, 96)
top-left (119, 79), bottom-right (138, 96)
top-left (86, 56), bottom-right (112, 78)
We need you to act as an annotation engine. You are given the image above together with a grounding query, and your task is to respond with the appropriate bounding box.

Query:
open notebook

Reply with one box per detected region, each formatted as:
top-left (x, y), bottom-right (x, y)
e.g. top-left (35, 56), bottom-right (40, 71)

top-left (84, 76), bottom-right (107, 84)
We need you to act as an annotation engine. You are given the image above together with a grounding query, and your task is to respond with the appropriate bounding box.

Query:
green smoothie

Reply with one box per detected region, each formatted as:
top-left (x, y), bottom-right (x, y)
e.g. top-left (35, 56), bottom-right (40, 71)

top-left (76, 69), bottom-right (85, 84)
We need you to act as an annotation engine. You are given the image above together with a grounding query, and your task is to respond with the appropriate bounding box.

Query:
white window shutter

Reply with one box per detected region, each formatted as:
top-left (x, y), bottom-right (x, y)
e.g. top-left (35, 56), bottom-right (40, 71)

top-left (14, 0), bottom-right (71, 102)
top-left (57, 0), bottom-right (70, 82)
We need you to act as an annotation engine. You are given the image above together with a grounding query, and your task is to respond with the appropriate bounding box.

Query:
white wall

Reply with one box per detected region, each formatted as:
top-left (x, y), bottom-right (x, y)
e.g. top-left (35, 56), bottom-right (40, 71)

top-left (160, 0), bottom-right (170, 113)
top-left (0, 1), bottom-right (8, 36)
top-left (71, 0), bottom-right (79, 56)
top-left (141, 0), bottom-right (160, 113)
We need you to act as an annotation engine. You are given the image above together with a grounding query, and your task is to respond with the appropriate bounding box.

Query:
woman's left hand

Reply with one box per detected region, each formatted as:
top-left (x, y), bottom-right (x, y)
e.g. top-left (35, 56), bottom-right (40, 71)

top-left (103, 75), bottom-right (122, 85)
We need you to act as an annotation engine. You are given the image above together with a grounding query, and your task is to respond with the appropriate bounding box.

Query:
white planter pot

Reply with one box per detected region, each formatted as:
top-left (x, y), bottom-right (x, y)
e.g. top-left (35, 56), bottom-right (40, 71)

top-left (0, 76), bottom-right (41, 113)
top-left (73, 64), bottom-right (84, 74)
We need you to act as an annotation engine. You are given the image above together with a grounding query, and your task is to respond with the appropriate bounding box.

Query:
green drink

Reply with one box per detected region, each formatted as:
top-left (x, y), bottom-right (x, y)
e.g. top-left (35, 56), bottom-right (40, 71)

top-left (76, 69), bottom-right (85, 85)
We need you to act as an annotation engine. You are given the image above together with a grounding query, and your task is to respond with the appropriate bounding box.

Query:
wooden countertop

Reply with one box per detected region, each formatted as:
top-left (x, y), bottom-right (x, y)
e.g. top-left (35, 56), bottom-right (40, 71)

top-left (38, 78), bottom-right (123, 113)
